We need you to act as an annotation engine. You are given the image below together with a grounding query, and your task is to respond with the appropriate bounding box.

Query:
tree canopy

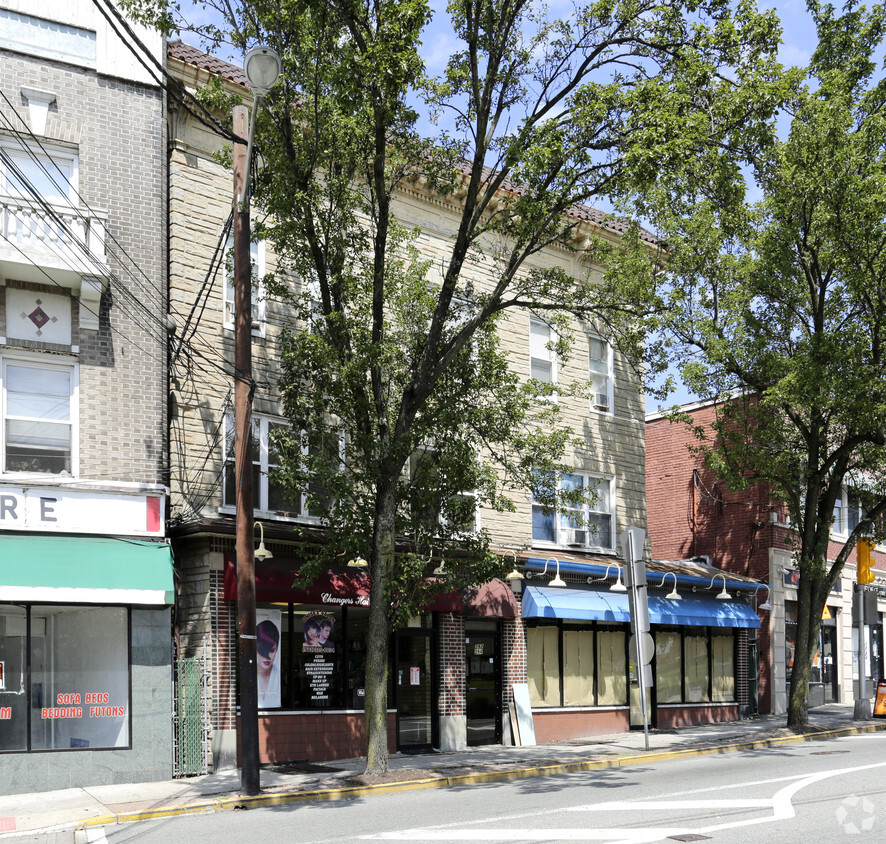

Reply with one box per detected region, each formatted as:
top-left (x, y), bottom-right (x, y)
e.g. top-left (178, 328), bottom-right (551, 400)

top-left (127, 0), bottom-right (786, 771)
top-left (648, 0), bottom-right (886, 727)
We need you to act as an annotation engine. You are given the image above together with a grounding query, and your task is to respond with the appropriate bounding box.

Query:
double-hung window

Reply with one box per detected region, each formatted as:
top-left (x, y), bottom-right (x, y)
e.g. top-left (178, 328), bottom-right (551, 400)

top-left (529, 318), bottom-right (556, 386)
top-left (531, 471), bottom-right (615, 551)
top-left (223, 412), bottom-right (289, 516)
top-left (588, 336), bottom-right (613, 412)
top-left (1, 357), bottom-right (77, 476)
top-left (223, 239), bottom-right (266, 335)
top-left (223, 413), bottom-right (334, 520)
top-left (408, 447), bottom-right (480, 538)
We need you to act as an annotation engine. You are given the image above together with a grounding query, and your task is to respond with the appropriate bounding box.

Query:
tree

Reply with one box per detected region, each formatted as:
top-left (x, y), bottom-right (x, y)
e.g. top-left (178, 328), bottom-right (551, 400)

top-left (646, 0), bottom-right (886, 729)
top-left (127, 0), bottom-right (783, 772)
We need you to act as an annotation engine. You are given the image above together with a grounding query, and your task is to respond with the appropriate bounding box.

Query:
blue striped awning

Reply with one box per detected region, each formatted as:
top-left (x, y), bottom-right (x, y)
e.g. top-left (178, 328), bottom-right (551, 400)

top-left (522, 585), bottom-right (760, 629)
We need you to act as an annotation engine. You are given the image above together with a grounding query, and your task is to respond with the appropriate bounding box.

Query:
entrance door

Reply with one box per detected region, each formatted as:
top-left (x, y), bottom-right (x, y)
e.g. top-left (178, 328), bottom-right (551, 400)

top-left (395, 630), bottom-right (433, 749)
top-left (821, 622), bottom-right (838, 703)
top-left (465, 620), bottom-right (501, 746)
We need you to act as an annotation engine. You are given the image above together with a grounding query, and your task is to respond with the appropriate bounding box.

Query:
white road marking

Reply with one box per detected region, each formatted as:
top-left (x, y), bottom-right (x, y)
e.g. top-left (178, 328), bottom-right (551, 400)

top-left (361, 759), bottom-right (886, 843)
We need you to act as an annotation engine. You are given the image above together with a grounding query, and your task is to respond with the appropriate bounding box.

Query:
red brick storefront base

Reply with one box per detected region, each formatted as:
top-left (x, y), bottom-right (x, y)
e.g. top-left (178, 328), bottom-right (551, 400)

top-left (236, 712), bottom-right (398, 764)
top-left (657, 703), bottom-right (739, 729)
top-left (533, 708), bottom-right (630, 742)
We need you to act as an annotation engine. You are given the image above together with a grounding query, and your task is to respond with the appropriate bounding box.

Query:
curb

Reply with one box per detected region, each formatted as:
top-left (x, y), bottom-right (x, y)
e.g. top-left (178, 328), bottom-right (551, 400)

top-left (78, 721), bottom-right (886, 829)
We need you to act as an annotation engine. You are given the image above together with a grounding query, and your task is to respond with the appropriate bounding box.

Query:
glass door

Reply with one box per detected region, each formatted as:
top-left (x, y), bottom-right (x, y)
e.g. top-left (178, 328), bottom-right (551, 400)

top-left (394, 630), bottom-right (433, 749)
top-left (465, 620), bottom-right (501, 746)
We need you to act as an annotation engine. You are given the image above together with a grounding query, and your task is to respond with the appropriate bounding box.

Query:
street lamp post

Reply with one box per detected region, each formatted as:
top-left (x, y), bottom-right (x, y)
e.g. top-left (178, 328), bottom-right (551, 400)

top-left (233, 45), bottom-right (281, 797)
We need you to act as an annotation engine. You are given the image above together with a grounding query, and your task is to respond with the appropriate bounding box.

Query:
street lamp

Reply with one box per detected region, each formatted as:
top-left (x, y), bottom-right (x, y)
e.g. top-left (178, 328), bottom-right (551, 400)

top-left (233, 44), bottom-right (281, 798)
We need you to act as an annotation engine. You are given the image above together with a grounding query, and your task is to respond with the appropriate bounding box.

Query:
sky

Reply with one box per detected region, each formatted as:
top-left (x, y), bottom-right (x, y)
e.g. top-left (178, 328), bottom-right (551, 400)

top-left (176, 1), bottom-right (834, 414)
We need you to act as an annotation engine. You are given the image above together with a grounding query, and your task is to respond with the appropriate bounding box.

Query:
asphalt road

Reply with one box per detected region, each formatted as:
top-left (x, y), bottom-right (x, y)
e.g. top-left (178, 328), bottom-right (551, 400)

top-left (96, 733), bottom-right (886, 843)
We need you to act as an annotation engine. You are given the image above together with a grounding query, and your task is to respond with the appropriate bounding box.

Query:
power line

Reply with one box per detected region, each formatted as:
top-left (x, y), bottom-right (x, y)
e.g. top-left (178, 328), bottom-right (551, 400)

top-left (90, 0), bottom-right (244, 146)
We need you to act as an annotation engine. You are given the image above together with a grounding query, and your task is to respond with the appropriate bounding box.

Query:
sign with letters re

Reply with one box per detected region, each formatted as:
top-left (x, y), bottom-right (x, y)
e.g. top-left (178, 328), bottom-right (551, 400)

top-left (0, 484), bottom-right (164, 537)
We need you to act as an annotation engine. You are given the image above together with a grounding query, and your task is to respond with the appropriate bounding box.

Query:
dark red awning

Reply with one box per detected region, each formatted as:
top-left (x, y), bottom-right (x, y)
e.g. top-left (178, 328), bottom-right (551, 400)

top-left (223, 555), bottom-right (370, 607)
top-left (223, 555), bottom-right (517, 617)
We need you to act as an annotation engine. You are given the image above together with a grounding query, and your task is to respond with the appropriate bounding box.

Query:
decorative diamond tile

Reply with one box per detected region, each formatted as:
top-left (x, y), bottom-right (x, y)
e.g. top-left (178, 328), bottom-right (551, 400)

top-left (28, 306), bottom-right (50, 329)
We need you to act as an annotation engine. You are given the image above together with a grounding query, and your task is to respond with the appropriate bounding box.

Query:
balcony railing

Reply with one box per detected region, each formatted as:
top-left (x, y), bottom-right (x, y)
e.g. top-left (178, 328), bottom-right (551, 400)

top-left (0, 194), bottom-right (109, 283)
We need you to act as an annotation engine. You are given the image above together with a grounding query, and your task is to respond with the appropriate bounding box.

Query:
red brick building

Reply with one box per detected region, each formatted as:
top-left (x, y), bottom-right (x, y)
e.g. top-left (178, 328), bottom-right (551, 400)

top-left (647, 400), bottom-right (886, 715)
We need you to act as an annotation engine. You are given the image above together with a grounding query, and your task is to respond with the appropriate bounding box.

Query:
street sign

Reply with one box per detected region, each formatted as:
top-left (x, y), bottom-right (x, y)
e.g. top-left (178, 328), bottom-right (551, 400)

top-left (630, 632), bottom-right (655, 666)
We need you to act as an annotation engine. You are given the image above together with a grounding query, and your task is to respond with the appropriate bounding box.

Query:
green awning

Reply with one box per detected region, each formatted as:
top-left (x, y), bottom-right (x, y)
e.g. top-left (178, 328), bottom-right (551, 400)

top-left (0, 534), bottom-right (173, 605)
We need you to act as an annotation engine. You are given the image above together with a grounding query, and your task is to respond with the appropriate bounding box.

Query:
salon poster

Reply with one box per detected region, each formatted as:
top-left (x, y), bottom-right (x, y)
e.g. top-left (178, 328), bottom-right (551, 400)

top-left (302, 613), bottom-right (335, 703)
top-left (256, 608), bottom-right (282, 709)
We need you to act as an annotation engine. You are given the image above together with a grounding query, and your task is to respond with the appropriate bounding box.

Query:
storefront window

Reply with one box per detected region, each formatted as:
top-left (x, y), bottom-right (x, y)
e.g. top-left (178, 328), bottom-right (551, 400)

top-left (31, 606), bottom-right (129, 750)
top-left (684, 633), bottom-right (710, 702)
top-left (526, 626), bottom-right (559, 707)
top-left (0, 605), bottom-right (27, 751)
top-left (655, 630), bottom-right (682, 703)
top-left (596, 628), bottom-right (627, 705)
top-left (711, 632), bottom-right (735, 701)
top-left (563, 628), bottom-right (594, 706)
top-left (293, 607), bottom-right (342, 708)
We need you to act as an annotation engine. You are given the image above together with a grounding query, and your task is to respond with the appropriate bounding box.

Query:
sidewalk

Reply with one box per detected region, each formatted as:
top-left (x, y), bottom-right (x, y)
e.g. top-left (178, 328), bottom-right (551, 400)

top-left (2, 704), bottom-right (884, 840)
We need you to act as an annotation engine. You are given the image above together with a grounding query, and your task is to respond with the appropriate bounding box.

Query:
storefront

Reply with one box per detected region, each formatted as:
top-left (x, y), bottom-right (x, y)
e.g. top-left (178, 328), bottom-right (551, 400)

top-left (0, 487), bottom-right (174, 796)
top-left (217, 554), bottom-right (519, 765)
top-left (518, 562), bottom-right (762, 740)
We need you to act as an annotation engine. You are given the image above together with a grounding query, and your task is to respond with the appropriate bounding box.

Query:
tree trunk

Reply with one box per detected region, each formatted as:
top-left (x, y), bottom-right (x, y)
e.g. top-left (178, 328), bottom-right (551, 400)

top-left (363, 481), bottom-right (398, 775)
top-left (787, 567), bottom-right (826, 731)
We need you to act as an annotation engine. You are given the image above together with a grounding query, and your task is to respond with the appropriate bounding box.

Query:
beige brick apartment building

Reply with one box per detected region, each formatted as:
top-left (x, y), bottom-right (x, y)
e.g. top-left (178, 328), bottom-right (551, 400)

top-left (0, 0), bottom-right (172, 795)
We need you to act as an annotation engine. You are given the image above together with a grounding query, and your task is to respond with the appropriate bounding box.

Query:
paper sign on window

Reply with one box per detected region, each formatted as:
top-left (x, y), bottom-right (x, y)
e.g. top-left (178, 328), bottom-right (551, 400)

top-left (410, 666), bottom-right (420, 685)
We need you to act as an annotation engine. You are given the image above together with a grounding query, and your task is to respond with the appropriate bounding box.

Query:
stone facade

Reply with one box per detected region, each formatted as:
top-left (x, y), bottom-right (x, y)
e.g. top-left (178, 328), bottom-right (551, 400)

top-left (165, 39), bottom-right (648, 767)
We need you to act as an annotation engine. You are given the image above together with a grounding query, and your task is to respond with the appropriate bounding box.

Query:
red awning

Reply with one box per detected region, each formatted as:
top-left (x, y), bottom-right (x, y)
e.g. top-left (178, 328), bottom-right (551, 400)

top-left (428, 579), bottom-right (519, 618)
top-left (223, 555), bottom-right (370, 607)
top-left (224, 555), bottom-right (517, 617)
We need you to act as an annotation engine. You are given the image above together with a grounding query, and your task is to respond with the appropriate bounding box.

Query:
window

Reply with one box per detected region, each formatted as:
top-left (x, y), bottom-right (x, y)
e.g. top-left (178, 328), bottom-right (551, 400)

top-left (654, 628), bottom-right (737, 704)
top-left (0, 142), bottom-right (77, 204)
top-left (526, 626), bottom-right (560, 707)
top-left (531, 471), bottom-right (615, 551)
top-left (655, 630), bottom-right (682, 703)
top-left (711, 632), bottom-right (735, 701)
top-left (529, 318), bottom-right (556, 385)
top-left (223, 413), bottom-right (335, 520)
top-left (684, 633), bottom-right (710, 703)
top-left (223, 412), bottom-right (289, 516)
top-left (1, 358), bottom-right (77, 476)
top-left (250, 603), bottom-right (372, 710)
top-left (223, 239), bottom-right (266, 335)
top-left (407, 447), bottom-right (479, 538)
top-left (525, 623), bottom-right (627, 708)
top-left (0, 605), bottom-right (129, 752)
top-left (588, 336), bottom-right (613, 412)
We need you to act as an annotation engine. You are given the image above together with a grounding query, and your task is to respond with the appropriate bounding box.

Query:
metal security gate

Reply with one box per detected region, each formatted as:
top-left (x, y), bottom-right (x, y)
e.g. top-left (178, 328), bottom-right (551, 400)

top-left (173, 648), bottom-right (210, 777)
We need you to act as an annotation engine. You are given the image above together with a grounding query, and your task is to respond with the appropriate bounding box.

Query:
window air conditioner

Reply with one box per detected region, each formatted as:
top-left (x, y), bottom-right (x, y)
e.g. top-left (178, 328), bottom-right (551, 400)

top-left (566, 529), bottom-right (587, 547)
top-left (594, 392), bottom-right (610, 409)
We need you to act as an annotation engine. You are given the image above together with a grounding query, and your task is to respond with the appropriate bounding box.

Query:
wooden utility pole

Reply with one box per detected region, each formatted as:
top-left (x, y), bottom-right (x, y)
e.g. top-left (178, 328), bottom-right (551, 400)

top-left (233, 103), bottom-right (260, 795)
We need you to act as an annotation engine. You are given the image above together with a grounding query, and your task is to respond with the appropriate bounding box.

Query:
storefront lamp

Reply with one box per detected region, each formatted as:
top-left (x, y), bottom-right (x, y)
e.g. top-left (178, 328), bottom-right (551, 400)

top-left (347, 557), bottom-right (368, 568)
top-left (710, 574), bottom-right (731, 600)
top-left (587, 563), bottom-right (627, 592)
top-left (755, 584), bottom-right (772, 611)
top-left (659, 571), bottom-right (681, 600)
top-left (504, 550), bottom-right (523, 582)
top-left (253, 521), bottom-right (273, 560)
top-left (543, 557), bottom-right (566, 587)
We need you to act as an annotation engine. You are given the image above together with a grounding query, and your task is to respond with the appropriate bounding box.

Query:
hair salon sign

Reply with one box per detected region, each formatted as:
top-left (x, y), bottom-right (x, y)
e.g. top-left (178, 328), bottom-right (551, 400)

top-left (0, 484), bottom-right (164, 536)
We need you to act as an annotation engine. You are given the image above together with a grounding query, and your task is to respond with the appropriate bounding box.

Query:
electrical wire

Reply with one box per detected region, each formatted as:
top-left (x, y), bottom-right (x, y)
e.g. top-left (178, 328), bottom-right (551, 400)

top-left (89, 0), bottom-right (244, 146)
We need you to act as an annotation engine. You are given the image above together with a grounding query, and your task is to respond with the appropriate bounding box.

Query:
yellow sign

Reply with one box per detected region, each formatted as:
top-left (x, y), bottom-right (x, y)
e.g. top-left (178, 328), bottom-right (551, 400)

top-left (875, 681), bottom-right (886, 718)
top-left (821, 606), bottom-right (832, 620)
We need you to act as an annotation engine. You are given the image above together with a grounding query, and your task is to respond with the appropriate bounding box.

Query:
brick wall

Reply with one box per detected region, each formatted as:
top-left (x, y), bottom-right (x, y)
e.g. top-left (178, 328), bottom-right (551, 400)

top-left (0, 49), bottom-right (167, 485)
top-left (438, 613), bottom-right (465, 717)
